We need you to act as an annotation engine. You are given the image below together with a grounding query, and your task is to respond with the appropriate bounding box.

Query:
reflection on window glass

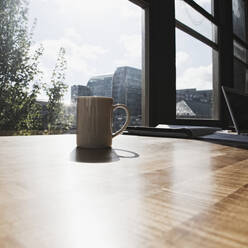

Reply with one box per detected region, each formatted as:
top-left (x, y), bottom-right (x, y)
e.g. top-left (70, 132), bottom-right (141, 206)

top-left (233, 0), bottom-right (247, 41)
top-left (193, 0), bottom-right (212, 14)
top-left (176, 29), bottom-right (214, 119)
top-left (246, 70), bottom-right (248, 94)
top-left (234, 40), bottom-right (247, 63)
top-left (0, 0), bottom-right (142, 135)
top-left (234, 59), bottom-right (248, 93)
top-left (175, 0), bottom-right (216, 41)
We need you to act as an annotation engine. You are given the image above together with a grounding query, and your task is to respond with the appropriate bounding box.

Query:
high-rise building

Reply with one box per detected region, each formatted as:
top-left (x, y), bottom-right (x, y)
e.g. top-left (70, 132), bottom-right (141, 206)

top-left (76, 67), bottom-right (142, 130)
top-left (71, 85), bottom-right (92, 103)
top-left (112, 66), bottom-right (142, 129)
top-left (87, 74), bottom-right (113, 97)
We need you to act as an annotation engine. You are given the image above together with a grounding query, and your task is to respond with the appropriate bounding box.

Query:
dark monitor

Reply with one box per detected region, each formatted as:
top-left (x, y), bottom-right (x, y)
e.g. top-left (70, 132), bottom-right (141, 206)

top-left (222, 86), bottom-right (248, 135)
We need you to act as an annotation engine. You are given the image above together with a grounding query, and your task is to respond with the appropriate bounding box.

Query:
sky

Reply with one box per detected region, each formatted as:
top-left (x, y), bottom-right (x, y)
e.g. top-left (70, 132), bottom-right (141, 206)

top-left (28, 0), bottom-right (142, 101)
top-left (176, 0), bottom-right (213, 91)
top-left (27, 0), bottom-right (213, 102)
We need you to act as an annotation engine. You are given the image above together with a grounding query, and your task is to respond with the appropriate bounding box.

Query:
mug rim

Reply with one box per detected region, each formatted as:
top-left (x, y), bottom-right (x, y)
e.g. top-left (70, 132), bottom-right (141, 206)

top-left (77, 96), bottom-right (113, 101)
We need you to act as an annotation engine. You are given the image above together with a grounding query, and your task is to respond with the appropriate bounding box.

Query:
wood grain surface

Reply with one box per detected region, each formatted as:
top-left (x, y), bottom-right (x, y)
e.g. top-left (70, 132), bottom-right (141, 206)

top-left (0, 134), bottom-right (248, 248)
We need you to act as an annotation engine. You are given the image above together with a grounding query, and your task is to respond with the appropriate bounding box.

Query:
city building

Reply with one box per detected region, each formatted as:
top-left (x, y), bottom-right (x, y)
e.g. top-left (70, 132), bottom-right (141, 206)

top-left (176, 89), bottom-right (212, 119)
top-left (87, 74), bottom-right (113, 97)
top-left (112, 66), bottom-right (142, 129)
top-left (71, 85), bottom-right (92, 103)
top-left (176, 100), bottom-right (196, 118)
top-left (82, 67), bottom-right (142, 130)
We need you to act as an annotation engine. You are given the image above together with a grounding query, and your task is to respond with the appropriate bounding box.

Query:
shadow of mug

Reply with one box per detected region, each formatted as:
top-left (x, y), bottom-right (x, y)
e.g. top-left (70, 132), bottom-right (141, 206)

top-left (70, 147), bottom-right (139, 164)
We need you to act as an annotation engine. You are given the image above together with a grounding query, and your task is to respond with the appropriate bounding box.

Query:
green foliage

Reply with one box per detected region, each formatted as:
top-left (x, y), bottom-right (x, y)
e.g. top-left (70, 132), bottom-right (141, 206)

top-left (0, 0), bottom-right (43, 131)
top-left (43, 47), bottom-right (71, 131)
top-left (0, 0), bottom-right (72, 134)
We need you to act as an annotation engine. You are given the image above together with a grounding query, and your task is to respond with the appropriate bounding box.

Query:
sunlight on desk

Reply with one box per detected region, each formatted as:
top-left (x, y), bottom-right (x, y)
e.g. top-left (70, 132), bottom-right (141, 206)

top-left (0, 135), bottom-right (248, 248)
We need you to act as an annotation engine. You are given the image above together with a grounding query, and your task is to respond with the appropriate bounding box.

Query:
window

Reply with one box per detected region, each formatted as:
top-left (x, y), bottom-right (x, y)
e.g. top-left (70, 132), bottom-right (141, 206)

top-left (234, 59), bottom-right (248, 92)
top-left (175, 0), bottom-right (215, 41)
top-left (233, 40), bottom-right (247, 63)
top-left (175, 0), bottom-right (218, 121)
top-left (232, 0), bottom-right (248, 93)
top-left (176, 29), bottom-right (214, 119)
top-left (233, 0), bottom-right (247, 42)
top-left (2, 0), bottom-right (248, 133)
top-left (0, 0), bottom-right (143, 135)
top-left (194, 0), bottom-right (212, 14)
top-left (131, 0), bottom-right (247, 128)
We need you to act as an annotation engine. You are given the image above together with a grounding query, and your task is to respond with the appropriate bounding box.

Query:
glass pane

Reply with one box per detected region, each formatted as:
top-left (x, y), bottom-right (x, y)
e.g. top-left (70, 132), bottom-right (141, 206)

top-left (233, 0), bottom-right (247, 41)
top-left (176, 29), bottom-right (214, 119)
top-left (246, 69), bottom-right (248, 94)
top-left (112, 67), bottom-right (142, 131)
top-left (193, 0), bottom-right (212, 14)
top-left (234, 58), bottom-right (248, 93)
top-left (175, 0), bottom-right (216, 41)
top-left (0, 0), bottom-right (142, 135)
top-left (234, 40), bottom-right (247, 63)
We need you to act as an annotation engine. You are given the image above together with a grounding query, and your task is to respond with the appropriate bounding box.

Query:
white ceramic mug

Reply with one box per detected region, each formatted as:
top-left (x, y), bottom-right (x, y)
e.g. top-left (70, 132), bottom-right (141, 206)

top-left (77, 96), bottom-right (130, 148)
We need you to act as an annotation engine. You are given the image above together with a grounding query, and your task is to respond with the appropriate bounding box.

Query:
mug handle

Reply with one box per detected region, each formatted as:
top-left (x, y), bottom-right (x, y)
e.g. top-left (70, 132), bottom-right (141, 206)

top-left (112, 104), bottom-right (130, 138)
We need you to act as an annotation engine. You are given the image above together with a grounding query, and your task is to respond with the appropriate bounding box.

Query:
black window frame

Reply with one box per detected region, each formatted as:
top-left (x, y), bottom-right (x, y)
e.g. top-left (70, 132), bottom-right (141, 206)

top-left (130, 0), bottom-right (247, 128)
top-left (175, 0), bottom-right (219, 123)
top-left (232, 0), bottom-right (248, 93)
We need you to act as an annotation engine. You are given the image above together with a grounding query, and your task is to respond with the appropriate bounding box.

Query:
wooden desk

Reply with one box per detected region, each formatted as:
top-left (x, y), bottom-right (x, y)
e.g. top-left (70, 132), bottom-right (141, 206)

top-left (0, 134), bottom-right (248, 248)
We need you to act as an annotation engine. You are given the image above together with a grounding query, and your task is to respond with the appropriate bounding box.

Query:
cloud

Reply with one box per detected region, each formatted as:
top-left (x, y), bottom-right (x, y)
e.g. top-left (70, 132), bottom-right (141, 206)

top-left (115, 34), bottom-right (141, 68)
top-left (119, 0), bottom-right (142, 19)
top-left (176, 51), bottom-right (190, 67)
top-left (45, 0), bottom-right (141, 20)
top-left (114, 59), bottom-right (129, 68)
top-left (31, 36), bottom-right (107, 88)
top-left (64, 28), bottom-right (82, 43)
top-left (194, 0), bottom-right (211, 5)
top-left (32, 37), bottom-right (107, 101)
top-left (175, 0), bottom-right (212, 38)
top-left (42, 38), bottom-right (107, 61)
top-left (177, 64), bottom-right (212, 90)
top-left (29, 0), bottom-right (142, 103)
top-left (120, 34), bottom-right (141, 58)
top-left (177, 0), bottom-right (211, 10)
top-left (176, 1), bottom-right (204, 24)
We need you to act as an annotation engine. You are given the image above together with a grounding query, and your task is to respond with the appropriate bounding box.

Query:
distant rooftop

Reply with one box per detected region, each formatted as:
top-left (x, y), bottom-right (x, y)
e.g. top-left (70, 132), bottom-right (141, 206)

top-left (177, 88), bottom-right (197, 92)
top-left (176, 100), bottom-right (196, 117)
top-left (87, 66), bottom-right (142, 84)
top-left (89, 74), bottom-right (113, 81)
top-left (177, 88), bottom-right (212, 93)
top-left (116, 66), bottom-right (141, 71)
